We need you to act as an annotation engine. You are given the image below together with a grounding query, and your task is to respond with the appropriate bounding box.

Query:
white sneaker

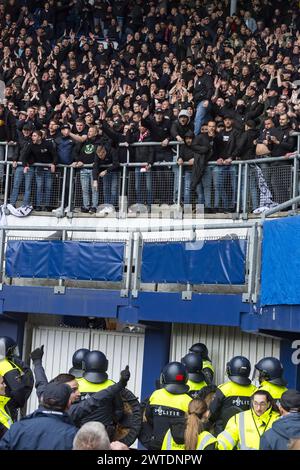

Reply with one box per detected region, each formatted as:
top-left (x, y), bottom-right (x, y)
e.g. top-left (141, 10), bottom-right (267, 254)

top-left (98, 205), bottom-right (114, 215)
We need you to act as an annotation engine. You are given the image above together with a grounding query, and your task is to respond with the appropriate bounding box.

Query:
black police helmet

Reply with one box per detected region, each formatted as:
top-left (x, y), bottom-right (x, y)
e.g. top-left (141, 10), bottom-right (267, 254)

top-left (189, 343), bottom-right (210, 361)
top-left (181, 353), bottom-right (205, 383)
top-left (226, 356), bottom-right (251, 385)
top-left (161, 362), bottom-right (189, 395)
top-left (83, 351), bottom-right (108, 384)
top-left (69, 348), bottom-right (90, 378)
top-left (0, 336), bottom-right (19, 359)
top-left (255, 357), bottom-right (286, 386)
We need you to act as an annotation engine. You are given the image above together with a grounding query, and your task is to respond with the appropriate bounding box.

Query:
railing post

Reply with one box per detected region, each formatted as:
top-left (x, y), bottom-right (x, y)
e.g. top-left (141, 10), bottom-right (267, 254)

top-left (3, 161), bottom-right (11, 211)
top-left (292, 155), bottom-right (299, 212)
top-left (66, 166), bottom-right (74, 217)
top-left (121, 231), bottom-right (133, 297)
top-left (0, 228), bottom-right (6, 288)
top-left (54, 166), bottom-right (67, 217)
top-left (236, 162), bottom-right (242, 215)
top-left (54, 229), bottom-right (66, 294)
top-left (176, 143), bottom-right (182, 212)
top-left (132, 231), bottom-right (142, 298)
top-left (119, 164), bottom-right (127, 218)
top-left (242, 163), bottom-right (248, 219)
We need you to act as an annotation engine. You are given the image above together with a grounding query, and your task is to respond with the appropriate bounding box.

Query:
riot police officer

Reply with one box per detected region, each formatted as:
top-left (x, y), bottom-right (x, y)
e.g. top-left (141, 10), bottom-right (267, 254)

top-left (76, 350), bottom-right (124, 434)
top-left (0, 336), bottom-right (33, 421)
top-left (189, 342), bottom-right (214, 384)
top-left (254, 357), bottom-right (287, 401)
top-left (209, 356), bottom-right (257, 434)
top-left (144, 362), bottom-right (192, 450)
top-left (181, 353), bottom-right (208, 399)
top-left (69, 348), bottom-right (90, 378)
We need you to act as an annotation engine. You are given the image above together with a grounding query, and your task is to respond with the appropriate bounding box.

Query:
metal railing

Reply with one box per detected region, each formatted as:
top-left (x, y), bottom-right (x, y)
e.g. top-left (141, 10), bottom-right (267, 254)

top-left (1, 141), bottom-right (300, 219)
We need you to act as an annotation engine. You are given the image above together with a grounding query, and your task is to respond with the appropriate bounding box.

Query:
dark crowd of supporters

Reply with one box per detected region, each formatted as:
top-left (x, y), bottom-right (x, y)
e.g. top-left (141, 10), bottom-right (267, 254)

top-left (0, 0), bottom-right (300, 214)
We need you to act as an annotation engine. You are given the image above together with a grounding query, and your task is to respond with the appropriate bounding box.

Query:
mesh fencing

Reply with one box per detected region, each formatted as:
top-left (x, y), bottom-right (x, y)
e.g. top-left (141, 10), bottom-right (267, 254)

top-left (9, 166), bottom-right (63, 209)
top-left (72, 169), bottom-right (121, 211)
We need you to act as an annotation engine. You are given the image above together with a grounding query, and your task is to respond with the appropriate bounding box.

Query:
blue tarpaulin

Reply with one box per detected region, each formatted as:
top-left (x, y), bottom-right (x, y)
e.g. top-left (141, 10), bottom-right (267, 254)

top-left (261, 216), bottom-right (300, 305)
top-left (5, 241), bottom-right (125, 282)
top-left (141, 239), bottom-right (247, 285)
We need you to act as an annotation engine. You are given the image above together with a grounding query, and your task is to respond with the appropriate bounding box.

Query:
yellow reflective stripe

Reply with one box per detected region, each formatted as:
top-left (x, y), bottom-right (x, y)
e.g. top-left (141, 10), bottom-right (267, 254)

top-left (0, 359), bottom-right (22, 375)
top-left (166, 430), bottom-right (172, 450)
top-left (218, 430), bottom-right (235, 449)
top-left (238, 412), bottom-right (249, 450)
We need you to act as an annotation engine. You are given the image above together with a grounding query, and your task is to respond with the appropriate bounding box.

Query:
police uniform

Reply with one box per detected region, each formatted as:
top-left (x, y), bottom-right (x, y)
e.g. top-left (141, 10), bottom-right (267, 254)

top-left (186, 379), bottom-right (208, 399)
top-left (145, 387), bottom-right (192, 449)
top-left (258, 381), bottom-right (287, 401)
top-left (210, 381), bottom-right (257, 434)
top-left (0, 357), bottom-right (33, 421)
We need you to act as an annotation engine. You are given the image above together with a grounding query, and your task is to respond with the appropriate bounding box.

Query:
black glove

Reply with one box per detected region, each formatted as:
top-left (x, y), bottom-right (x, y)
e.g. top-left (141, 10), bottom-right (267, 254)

top-left (30, 345), bottom-right (44, 362)
top-left (120, 365), bottom-right (130, 385)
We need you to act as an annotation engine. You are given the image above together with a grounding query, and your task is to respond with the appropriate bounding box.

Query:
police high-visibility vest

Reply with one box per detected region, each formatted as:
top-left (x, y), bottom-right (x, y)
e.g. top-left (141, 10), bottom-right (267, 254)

top-left (162, 429), bottom-right (217, 450)
top-left (203, 360), bottom-right (214, 373)
top-left (0, 358), bottom-right (22, 377)
top-left (77, 377), bottom-right (115, 394)
top-left (149, 388), bottom-right (191, 412)
top-left (187, 379), bottom-right (207, 392)
top-left (258, 381), bottom-right (287, 401)
top-left (217, 407), bottom-right (279, 450)
top-left (0, 396), bottom-right (13, 431)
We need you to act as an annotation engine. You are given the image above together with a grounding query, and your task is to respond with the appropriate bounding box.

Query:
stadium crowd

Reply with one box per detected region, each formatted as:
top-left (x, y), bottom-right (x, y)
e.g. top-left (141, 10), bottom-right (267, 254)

top-left (0, 0), bottom-right (300, 214)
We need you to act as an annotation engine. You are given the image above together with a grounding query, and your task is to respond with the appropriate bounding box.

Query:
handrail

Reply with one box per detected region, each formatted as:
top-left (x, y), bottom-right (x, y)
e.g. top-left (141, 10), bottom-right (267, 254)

top-left (261, 195), bottom-right (300, 219)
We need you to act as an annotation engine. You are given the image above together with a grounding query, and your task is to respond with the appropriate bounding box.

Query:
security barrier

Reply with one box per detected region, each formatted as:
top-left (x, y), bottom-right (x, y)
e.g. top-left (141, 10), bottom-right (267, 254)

top-left (1, 141), bottom-right (300, 219)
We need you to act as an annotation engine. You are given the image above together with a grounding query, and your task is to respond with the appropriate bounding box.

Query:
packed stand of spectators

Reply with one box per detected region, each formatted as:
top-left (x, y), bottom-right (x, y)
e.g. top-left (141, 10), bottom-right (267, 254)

top-left (0, 0), bottom-right (300, 214)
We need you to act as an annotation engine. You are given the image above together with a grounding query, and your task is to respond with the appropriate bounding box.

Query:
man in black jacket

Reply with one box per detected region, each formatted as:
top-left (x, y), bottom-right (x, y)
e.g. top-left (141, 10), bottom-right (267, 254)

top-left (29, 346), bottom-right (131, 437)
top-left (213, 117), bottom-right (240, 212)
top-left (269, 114), bottom-right (296, 203)
top-left (193, 64), bottom-right (214, 136)
top-left (10, 123), bottom-right (33, 208)
top-left (177, 130), bottom-right (210, 205)
top-left (128, 121), bottom-right (154, 209)
top-left (92, 144), bottom-right (119, 214)
top-left (22, 130), bottom-right (57, 211)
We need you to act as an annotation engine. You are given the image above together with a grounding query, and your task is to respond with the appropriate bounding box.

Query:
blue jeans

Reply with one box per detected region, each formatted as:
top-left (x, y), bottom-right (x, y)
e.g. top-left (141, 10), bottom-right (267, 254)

top-left (135, 168), bottom-right (152, 206)
top-left (213, 165), bottom-right (237, 210)
top-left (80, 168), bottom-right (98, 209)
top-left (194, 101), bottom-right (208, 136)
top-left (10, 166), bottom-right (34, 206)
top-left (35, 167), bottom-right (54, 207)
top-left (196, 166), bottom-right (213, 208)
top-left (102, 172), bottom-right (118, 206)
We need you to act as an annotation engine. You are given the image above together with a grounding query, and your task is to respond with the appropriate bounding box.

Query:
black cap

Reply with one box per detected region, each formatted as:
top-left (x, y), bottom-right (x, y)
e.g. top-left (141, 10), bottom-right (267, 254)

top-left (155, 108), bottom-right (163, 114)
top-left (280, 390), bottom-right (300, 412)
top-left (61, 124), bottom-right (70, 130)
top-left (195, 63), bottom-right (204, 69)
top-left (42, 383), bottom-right (72, 410)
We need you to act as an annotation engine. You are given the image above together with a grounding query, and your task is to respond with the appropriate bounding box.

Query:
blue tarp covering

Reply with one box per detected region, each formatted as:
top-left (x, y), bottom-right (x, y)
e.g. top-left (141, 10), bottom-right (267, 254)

top-left (5, 241), bottom-right (125, 282)
top-left (261, 216), bottom-right (300, 305)
top-left (141, 239), bottom-right (247, 284)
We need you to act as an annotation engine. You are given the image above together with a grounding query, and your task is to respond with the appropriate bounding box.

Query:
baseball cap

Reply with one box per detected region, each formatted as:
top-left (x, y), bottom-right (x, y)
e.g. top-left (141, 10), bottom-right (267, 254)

top-left (42, 383), bottom-right (72, 410)
top-left (280, 390), bottom-right (300, 412)
top-left (195, 63), bottom-right (204, 69)
top-left (61, 124), bottom-right (70, 129)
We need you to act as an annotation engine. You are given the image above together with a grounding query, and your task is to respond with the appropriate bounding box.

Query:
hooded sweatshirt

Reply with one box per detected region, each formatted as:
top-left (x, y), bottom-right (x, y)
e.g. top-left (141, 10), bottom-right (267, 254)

top-left (260, 413), bottom-right (300, 450)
